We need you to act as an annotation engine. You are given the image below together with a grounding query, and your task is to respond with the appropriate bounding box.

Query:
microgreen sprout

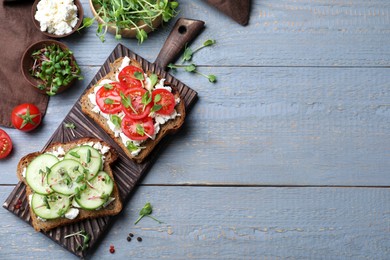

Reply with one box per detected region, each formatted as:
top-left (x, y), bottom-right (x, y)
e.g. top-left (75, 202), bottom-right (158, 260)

top-left (80, 0), bottom-right (179, 44)
top-left (182, 39), bottom-right (216, 62)
top-left (168, 63), bottom-right (217, 83)
top-left (134, 202), bottom-right (163, 225)
top-left (64, 230), bottom-right (91, 251)
top-left (168, 39), bottom-right (217, 83)
top-left (30, 44), bottom-right (83, 96)
top-left (64, 122), bottom-right (76, 137)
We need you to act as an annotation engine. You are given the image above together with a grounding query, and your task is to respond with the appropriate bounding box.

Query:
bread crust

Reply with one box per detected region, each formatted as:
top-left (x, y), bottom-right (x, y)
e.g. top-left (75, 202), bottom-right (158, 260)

top-left (80, 57), bottom-right (186, 163)
top-left (17, 137), bottom-right (122, 232)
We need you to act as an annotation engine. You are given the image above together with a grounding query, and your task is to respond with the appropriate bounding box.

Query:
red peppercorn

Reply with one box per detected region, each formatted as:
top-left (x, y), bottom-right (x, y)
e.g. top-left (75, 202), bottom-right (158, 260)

top-left (14, 204), bottom-right (20, 210)
top-left (109, 248), bottom-right (115, 254)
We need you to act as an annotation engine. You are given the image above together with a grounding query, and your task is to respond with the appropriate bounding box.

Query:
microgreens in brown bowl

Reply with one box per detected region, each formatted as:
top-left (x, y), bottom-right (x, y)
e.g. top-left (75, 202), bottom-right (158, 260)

top-left (21, 40), bottom-right (83, 96)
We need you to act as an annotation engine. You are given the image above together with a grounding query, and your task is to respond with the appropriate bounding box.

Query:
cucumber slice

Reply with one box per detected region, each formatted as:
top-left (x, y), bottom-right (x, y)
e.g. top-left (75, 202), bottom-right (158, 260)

top-left (76, 171), bottom-right (114, 210)
top-left (64, 145), bottom-right (102, 180)
top-left (31, 193), bottom-right (71, 220)
top-left (25, 154), bottom-right (59, 195)
top-left (47, 159), bottom-right (86, 195)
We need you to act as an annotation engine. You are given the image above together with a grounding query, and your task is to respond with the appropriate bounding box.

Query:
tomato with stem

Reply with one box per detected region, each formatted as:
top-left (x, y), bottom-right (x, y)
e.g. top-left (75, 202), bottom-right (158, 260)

top-left (11, 103), bottom-right (42, 132)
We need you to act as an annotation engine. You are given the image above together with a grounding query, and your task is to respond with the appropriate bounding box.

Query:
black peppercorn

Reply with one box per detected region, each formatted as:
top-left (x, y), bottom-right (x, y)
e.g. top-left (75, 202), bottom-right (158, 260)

top-left (137, 237), bottom-right (142, 242)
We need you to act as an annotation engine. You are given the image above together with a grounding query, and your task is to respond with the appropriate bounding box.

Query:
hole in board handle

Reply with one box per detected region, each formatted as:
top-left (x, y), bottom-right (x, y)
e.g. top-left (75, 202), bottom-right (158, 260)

top-left (178, 25), bottom-right (187, 34)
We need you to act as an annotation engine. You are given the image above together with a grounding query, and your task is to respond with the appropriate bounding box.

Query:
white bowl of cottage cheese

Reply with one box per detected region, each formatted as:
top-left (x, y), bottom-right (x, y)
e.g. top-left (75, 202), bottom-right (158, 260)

top-left (32, 0), bottom-right (84, 38)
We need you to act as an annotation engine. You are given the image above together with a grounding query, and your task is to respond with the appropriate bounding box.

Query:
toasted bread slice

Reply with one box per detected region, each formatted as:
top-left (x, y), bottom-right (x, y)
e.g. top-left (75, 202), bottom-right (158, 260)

top-left (80, 57), bottom-right (186, 163)
top-left (17, 137), bottom-right (122, 232)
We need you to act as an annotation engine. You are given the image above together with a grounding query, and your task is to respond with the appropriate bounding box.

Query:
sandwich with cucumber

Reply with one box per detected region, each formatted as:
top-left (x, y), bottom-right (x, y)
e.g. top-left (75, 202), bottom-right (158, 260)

top-left (16, 137), bottom-right (122, 232)
top-left (80, 57), bottom-right (186, 163)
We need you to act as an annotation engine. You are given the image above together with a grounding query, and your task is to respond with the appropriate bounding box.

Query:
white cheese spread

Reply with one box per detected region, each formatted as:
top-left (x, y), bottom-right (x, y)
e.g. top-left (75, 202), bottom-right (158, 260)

top-left (22, 167), bottom-right (27, 178)
top-left (34, 0), bottom-right (79, 36)
top-left (64, 208), bottom-right (79, 219)
top-left (87, 56), bottom-right (181, 155)
top-left (46, 146), bottom-right (65, 159)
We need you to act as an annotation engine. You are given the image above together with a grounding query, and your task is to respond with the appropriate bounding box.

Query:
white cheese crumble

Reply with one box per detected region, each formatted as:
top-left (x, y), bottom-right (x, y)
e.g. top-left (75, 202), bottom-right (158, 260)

top-left (46, 146), bottom-right (65, 159)
top-left (72, 199), bottom-right (81, 208)
top-left (64, 208), bottom-right (79, 219)
top-left (87, 56), bottom-right (181, 155)
top-left (115, 56), bottom-right (132, 81)
top-left (37, 216), bottom-right (47, 222)
top-left (34, 0), bottom-right (79, 36)
top-left (22, 167), bottom-right (27, 178)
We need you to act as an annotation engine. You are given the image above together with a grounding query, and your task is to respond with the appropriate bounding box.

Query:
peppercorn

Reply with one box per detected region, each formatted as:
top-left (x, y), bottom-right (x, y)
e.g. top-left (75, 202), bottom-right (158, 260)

top-left (127, 236), bottom-right (131, 242)
top-left (109, 247), bottom-right (115, 254)
top-left (129, 233), bottom-right (134, 237)
top-left (137, 237), bottom-right (142, 242)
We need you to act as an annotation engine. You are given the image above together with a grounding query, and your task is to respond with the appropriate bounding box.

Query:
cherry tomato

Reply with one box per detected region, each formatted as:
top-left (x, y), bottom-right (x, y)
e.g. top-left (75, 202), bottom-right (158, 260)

top-left (96, 84), bottom-right (123, 114)
top-left (121, 88), bottom-right (152, 120)
top-left (11, 103), bottom-right (42, 132)
top-left (152, 89), bottom-right (176, 115)
top-left (0, 128), bottom-right (12, 159)
top-left (121, 116), bottom-right (155, 141)
top-left (118, 65), bottom-right (144, 89)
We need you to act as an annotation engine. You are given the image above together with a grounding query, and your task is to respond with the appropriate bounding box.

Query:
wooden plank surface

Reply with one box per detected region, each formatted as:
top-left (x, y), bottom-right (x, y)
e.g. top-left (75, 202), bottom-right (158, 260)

top-left (1, 185), bottom-right (390, 259)
top-left (2, 66), bottom-right (389, 186)
top-left (63, 0), bottom-right (390, 67)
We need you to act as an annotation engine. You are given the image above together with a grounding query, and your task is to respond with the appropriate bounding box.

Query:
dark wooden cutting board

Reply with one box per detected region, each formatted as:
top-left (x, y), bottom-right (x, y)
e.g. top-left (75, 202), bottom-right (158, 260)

top-left (2, 43), bottom-right (198, 258)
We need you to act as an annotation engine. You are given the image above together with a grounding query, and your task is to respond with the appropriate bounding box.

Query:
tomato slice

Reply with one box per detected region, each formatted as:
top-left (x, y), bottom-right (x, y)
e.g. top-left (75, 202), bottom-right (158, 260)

top-left (121, 116), bottom-right (155, 141)
top-left (96, 83), bottom-right (123, 114)
top-left (120, 88), bottom-right (152, 119)
top-left (118, 65), bottom-right (144, 89)
top-left (152, 89), bottom-right (176, 115)
top-left (0, 128), bottom-right (12, 159)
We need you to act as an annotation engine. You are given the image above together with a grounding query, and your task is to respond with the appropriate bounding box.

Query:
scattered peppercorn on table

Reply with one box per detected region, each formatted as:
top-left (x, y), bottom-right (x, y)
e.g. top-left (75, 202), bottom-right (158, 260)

top-left (1, 0), bottom-right (390, 259)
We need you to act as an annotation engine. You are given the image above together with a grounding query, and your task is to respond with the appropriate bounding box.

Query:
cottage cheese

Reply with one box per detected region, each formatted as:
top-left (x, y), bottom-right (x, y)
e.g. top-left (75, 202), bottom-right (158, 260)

top-left (34, 0), bottom-right (79, 36)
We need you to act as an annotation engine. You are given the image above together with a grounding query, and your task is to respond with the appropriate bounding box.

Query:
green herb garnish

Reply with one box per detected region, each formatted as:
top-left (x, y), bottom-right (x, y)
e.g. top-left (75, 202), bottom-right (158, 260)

top-left (168, 63), bottom-right (217, 83)
top-left (80, 0), bottom-right (179, 44)
top-left (182, 39), bottom-right (216, 62)
top-left (64, 230), bottom-right (91, 251)
top-left (110, 115), bottom-right (122, 128)
top-left (30, 44), bottom-right (83, 96)
top-left (168, 39), bottom-right (217, 83)
top-left (69, 151), bottom-right (80, 158)
top-left (64, 122), bottom-right (76, 137)
top-left (86, 149), bottom-right (91, 164)
top-left (149, 73), bottom-right (158, 87)
top-left (134, 202), bottom-right (163, 225)
top-left (126, 141), bottom-right (142, 152)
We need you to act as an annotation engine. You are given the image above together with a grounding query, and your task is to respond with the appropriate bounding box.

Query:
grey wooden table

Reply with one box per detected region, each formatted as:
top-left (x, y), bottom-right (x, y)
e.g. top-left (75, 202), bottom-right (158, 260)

top-left (1, 0), bottom-right (390, 259)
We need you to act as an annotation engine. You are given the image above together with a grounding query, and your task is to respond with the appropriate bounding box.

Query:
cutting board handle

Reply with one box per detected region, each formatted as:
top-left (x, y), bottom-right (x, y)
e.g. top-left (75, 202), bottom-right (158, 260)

top-left (154, 18), bottom-right (205, 70)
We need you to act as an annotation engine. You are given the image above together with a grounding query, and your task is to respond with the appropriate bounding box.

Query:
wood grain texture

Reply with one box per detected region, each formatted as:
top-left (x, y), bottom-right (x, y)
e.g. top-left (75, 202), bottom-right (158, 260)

top-left (1, 66), bottom-right (388, 186)
top-left (61, 0), bottom-right (390, 67)
top-left (2, 44), bottom-right (198, 258)
top-left (1, 185), bottom-right (390, 259)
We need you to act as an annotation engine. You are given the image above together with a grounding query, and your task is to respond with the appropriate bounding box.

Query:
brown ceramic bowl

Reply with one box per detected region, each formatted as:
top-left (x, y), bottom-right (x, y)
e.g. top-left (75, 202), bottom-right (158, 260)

top-left (89, 0), bottom-right (162, 38)
top-left (21, 40), bottom-right (78, 95)
top-left (32, 0), bottom-right (84, 38)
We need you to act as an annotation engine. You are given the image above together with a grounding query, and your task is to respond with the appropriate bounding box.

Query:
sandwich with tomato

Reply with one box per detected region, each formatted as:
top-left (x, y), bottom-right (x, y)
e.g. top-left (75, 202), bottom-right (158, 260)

top-left (80, 57), bottom-right (185, 163)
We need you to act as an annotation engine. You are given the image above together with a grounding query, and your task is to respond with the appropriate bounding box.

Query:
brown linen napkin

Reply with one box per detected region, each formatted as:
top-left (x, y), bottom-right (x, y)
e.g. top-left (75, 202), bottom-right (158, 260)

top-left (203, 0), bottom-right (251, 26)
top-left (0, 1), bottom-right (49, 128)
